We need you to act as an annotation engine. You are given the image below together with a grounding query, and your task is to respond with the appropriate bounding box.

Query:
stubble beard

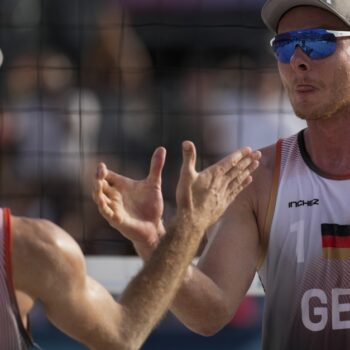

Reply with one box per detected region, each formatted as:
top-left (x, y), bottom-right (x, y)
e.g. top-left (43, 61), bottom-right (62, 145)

top-left (290, 71), bottom-right (350, 121)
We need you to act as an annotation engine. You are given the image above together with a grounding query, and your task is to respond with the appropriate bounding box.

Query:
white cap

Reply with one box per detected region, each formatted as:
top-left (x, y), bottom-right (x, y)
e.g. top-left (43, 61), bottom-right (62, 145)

top-left (262, 0), bottom-right (350, 33)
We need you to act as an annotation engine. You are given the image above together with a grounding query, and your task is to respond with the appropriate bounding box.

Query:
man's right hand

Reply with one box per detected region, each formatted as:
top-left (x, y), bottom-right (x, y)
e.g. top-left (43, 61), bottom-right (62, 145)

top-left (175, 141), bottom-right (261, 231)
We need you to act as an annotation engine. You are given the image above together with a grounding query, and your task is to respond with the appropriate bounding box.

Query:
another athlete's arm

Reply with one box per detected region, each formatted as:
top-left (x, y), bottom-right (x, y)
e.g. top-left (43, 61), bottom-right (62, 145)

top-left (169, 188), bottom-right (261, 334)
top-left (12, 141), bottom-right (259, 350)
top-left (169, 146), bottom-right (273, 335)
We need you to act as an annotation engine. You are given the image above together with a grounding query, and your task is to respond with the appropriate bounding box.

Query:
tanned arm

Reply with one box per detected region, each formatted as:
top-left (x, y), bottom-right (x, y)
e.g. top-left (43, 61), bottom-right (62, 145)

top-left (12, 141), bottom-right (260, 350)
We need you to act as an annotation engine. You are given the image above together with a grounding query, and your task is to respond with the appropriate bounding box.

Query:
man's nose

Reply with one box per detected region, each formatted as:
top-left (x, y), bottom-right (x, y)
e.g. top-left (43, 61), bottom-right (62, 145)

top-left (289, 46), bottom-right (312, 72)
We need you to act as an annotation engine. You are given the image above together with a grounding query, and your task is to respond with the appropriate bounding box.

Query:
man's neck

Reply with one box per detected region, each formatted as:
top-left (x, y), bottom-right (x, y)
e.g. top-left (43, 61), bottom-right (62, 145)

top-left (304, 114), bottom-right (350, 176)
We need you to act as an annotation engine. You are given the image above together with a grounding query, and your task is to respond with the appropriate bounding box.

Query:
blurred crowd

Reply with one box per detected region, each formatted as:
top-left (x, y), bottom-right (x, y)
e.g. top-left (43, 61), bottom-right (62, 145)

top-left (0, 0), bottom-right (305, 255)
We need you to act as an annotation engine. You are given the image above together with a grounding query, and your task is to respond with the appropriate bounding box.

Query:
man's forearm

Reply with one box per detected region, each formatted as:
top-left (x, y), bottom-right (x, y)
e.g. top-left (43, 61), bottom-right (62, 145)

top-left (131, 220), bottom-right (231, 336)
top-left (169, 264), bottom-right (233, 336)
top-left (118, 215), bottom-right (206, 349)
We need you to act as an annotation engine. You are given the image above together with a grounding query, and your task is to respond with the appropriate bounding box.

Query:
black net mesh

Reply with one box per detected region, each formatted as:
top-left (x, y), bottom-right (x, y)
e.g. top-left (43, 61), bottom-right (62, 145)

top-left (0, 0), bottom-right (305, 255)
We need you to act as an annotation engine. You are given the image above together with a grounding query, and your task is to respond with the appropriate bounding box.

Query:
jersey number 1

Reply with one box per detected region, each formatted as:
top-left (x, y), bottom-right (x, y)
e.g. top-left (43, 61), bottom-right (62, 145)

top-left (291, 220), bottom-right (305, 263)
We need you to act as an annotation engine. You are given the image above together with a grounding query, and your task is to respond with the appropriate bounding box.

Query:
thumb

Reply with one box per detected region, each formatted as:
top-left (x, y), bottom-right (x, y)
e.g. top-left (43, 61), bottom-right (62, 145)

top-left (147, 146), bottom-right (166, 186)
top-left (176, 141), bottom-right (196, 208)
top-left (95, 162), bottom-right (107, 180)
top-left (180, 141), bottom-right (196, 177)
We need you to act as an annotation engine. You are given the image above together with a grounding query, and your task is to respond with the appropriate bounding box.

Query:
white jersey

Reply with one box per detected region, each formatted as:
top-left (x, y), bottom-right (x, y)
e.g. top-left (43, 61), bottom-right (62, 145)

top-left (259, 131), bottom-right (350, 350)
top-left (0, 208), bottom-right (33, 349)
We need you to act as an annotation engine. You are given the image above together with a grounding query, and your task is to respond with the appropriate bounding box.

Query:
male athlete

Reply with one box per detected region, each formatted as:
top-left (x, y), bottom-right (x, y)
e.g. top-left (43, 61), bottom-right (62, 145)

top-left (94, 1), bottom-right (350, 349)
top-left (1, 142), bottom-right (259, 349)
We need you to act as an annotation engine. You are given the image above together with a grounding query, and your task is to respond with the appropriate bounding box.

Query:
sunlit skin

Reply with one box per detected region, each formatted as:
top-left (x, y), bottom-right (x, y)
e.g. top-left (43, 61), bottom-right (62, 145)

top-left (277, 6), bottom-right (350, 175)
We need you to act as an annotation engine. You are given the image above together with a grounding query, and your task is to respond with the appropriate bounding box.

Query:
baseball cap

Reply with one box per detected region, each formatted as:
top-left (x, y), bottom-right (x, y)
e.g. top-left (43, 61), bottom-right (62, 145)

top-left (262, 0), bottom-right (350, 33)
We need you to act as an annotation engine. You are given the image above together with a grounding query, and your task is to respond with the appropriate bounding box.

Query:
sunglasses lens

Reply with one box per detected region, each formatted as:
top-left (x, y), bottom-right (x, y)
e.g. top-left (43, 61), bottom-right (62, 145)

top-left (305, 39), bottom-right (336, 59)
top-left (272, 38), bottom-right (298, 63)
top-left (271, 29), bottom-right (336, 63)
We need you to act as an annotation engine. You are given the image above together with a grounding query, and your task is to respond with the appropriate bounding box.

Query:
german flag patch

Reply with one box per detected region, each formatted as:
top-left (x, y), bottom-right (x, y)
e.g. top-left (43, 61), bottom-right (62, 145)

top-left (322, 224), bottom-right (350, 260)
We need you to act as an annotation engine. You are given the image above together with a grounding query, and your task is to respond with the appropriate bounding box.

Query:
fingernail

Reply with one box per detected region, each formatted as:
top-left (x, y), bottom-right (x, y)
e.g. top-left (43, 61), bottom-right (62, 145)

top-left (183, 141), bottom-right (192, 151)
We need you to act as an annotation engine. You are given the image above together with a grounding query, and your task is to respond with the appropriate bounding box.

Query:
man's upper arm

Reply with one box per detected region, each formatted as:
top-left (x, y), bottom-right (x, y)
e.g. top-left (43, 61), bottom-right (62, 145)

top-left (197, 145), bottom-right (274, 315)
top-left (197, 185), bottom-right (261, 315)
top-left (12, 218), bottom-right (126, 350)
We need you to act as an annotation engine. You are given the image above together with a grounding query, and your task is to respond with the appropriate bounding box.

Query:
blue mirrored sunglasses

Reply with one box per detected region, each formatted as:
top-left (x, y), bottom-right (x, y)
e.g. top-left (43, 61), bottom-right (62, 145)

top-left (270, 28), bottom-right (350, 63)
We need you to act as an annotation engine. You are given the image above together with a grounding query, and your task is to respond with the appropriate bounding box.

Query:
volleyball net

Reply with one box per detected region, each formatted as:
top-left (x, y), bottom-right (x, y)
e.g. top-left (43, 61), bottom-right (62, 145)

top-left (0, 0), bottom-right (305, 259)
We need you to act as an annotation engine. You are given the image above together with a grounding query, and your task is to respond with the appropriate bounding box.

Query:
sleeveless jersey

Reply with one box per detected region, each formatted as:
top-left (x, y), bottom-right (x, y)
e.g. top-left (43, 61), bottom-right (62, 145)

top-left (259, 131), bottom-right (350, 350)
top-left (0, 208), bottom-right (33, 349)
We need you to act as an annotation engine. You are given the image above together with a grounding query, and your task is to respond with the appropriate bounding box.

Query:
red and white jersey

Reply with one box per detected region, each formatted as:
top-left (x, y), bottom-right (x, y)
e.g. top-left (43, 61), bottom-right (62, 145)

top-left (259, 131), bottom-right (350, 350)
top-left (0, 208), bottom-right (33, 349)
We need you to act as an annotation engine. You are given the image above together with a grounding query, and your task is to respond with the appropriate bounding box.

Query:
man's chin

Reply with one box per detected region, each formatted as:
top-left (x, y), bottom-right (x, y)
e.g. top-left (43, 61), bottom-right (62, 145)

top-left (295, 99), bottom-right (350, 121)
top-left (291, 99), bottom-right (329, 120)
top-left (293, 108), bottom-right (326, 121)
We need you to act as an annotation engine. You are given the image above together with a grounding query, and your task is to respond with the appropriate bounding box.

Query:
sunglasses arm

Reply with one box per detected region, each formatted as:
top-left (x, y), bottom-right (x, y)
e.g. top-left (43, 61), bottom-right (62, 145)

top-left (327, 30), bottom-right (350, 38)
